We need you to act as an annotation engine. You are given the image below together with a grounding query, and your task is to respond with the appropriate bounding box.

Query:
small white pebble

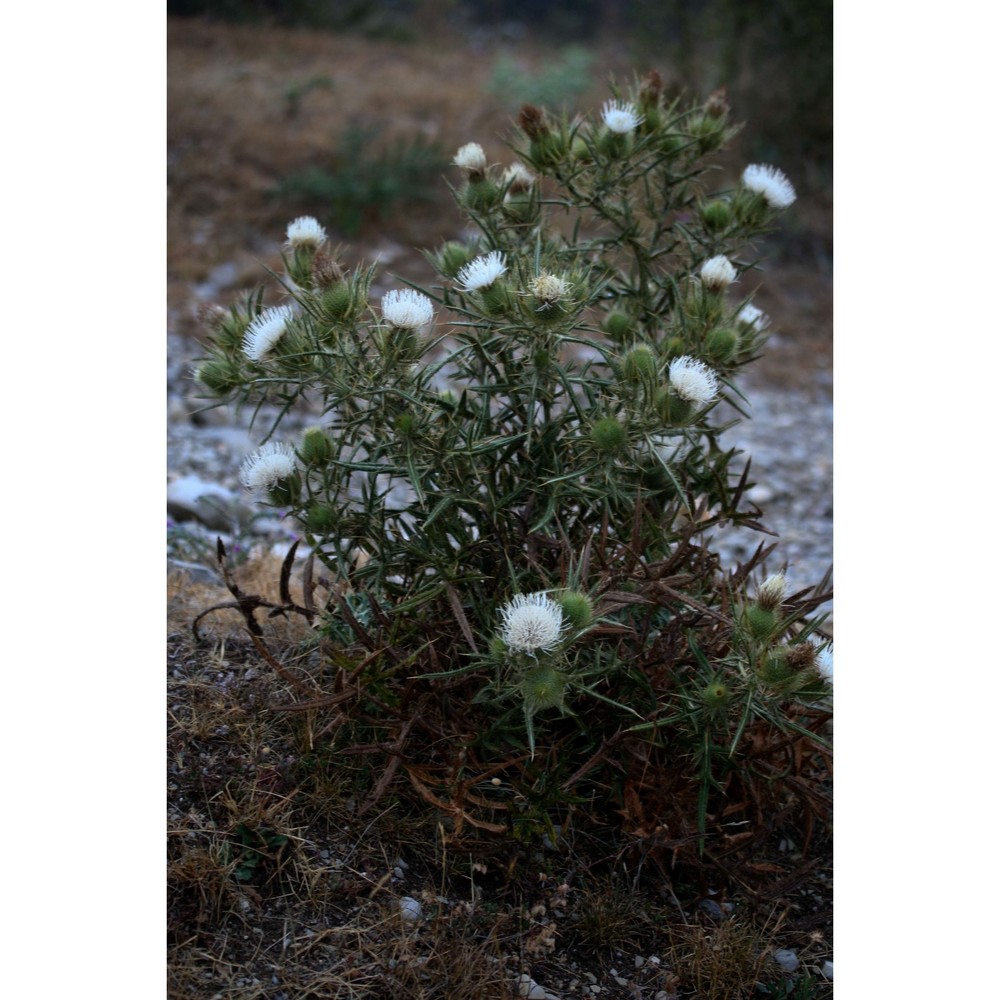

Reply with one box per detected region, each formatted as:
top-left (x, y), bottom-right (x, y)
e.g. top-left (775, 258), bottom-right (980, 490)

top-left (772, 948), bottom-right (799, 972)
top-left (516, 974), bottom-right (551, 999)
top-left (399, 896), bottom-right (422, 922)
top-left (634, 955), bottom-right (645, 969)
top-left (821, 960), bottom-right (833, 980)
top-left (648, 956), bottom-right (661, 965)
top-left (613, 976), bottom-right (628, 987)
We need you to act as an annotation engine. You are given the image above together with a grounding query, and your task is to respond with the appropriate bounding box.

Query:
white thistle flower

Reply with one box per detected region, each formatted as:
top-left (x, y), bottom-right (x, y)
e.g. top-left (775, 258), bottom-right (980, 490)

top-left (285, 216), bottom-right (327, 249)
top-left (700, 255), bottom-right (737, 291)
top-left (815, 643), bottom-right (833, 682)
top-left (756, 572), bottom-right (787, 608)
top-left (240, 441), bottom-right (297, 499)
top-left (457, 251), bottom-right (507, 292)
top-left (503, 162), bottom-right (535, 193)
top-left (737, 302), bottom-right (768, 332)
top-left (668, 356), bottom-right (720, 406)
top-left (601, 99), bottom-right (643, 135)
top-left (381, 288), bottom-right (435, 330)
top-left (242, 305), bottom-right (295, 361)
top-left (500, 592), bottom-right (566, 655)
top-left (741, 164), bottom-right (797, 209)
top-left (529, 272), bottom-right (571, 309)
top-left (454, 142), bottom-right (487, 172)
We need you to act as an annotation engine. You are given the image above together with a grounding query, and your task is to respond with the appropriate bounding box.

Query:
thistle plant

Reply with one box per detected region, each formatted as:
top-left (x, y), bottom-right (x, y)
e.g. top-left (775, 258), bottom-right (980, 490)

top-left (193, 74), bottom-right (831, 843)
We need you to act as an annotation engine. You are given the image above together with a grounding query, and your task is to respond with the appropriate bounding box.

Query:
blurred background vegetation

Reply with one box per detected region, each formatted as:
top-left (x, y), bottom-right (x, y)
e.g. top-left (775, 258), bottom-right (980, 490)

top-left (167, 0), bottom-right (830, 171)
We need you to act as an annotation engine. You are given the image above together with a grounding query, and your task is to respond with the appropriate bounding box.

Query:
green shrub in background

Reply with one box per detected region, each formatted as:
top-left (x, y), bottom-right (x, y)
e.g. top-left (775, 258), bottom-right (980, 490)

top-left (273, 125), bottom-right (447, 237)
top-left (195, 75), bottom-right (831, 848)
top-left (487, 46), bottom-right (595, 111)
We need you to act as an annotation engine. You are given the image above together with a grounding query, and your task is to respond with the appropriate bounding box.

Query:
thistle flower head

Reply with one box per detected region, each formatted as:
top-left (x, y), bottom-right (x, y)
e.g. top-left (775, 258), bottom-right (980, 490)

top-left (503, 162), bottom-right (535, 193)
top-left (756, 572), bottom-right (788, 610)
top-left (285, 216), bottom-right (327, 249)
top-left (815, 643), bottom-right (834, 682)
top-left (240, 442), bottom-right (298, 499)
top-left (457, 251), bottom-right (507, 292)
top-left (741, 164), bottom-right (797, 209)
top-left (700, 255), bottom-right (737, 291)
top-left (453, 142), bottom-right (487, 173)
top-left (381, 288), bottom-right (435, 330)
top-left (499, 592), bottom-right (566, 655)
top-left (668, 356), bottom-right (720, 406)
top-left (601, 99), bottom-right (643, 134)
top-left (242, 305), bottom-right (295, 361)
top-left (737, 302), bottom-right (768, 332)
top-left (529, 272), bottom-right (571, 309)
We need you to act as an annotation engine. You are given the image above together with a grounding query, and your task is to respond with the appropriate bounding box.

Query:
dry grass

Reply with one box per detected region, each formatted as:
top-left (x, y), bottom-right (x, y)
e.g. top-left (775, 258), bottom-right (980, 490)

top-left (168, 549), bottom-right (832, 999)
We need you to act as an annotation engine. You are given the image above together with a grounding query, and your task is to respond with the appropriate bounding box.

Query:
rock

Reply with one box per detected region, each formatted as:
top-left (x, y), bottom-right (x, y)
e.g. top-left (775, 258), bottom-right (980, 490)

top-left (772, 948), bottom-right (800, 973)
top-left (167, 475), bottom-right (239, 530)
top-left (399, 896), bottom-right (422, 922)
top-left (517, 973), bottom-right (558, 999)
top-left (821, 960), bottom-right (833, 980)
top-left (698, 899), bottom-right (724, 920)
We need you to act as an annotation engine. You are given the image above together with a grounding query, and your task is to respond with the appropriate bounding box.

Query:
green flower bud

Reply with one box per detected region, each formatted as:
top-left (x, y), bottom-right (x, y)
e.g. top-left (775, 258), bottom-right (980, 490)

top-left (654, 386), bottom-right (694, 426)
top-left (394, 413), bottom-right (417, 438)
top-left (657, 131), bottom-right (686, 155)
top-left (267, 471), bottom-right (301, 508)
top-left (744, 603), bottom-right (779, 641)
top-left (557, 591), bottom-right (593, 631)
top-left (591, 417), bottom-right (628, 454)
top-left (603, 312), bottom-right (632, 339)
top-left (479, 280), bottom-right (513, 316)
top-left (488, 635), bottom-right (508, 663)
top-left (287, 246), bottom-right (317, 287)
top-left (757, 648), bottom-right (794, 686)
top-left (521, 664), bottom-right (568, 713)
top-left (664, 336), bottom-right (686, 360)
top-left (705, 327), bottom-right (739, 364)
top-left (597, 128), bottom-right (630, 159)
top-left (195, 358), bottom-right (243, 397)
top-left (570, 136), bottom-right (593, 161)
top-left (305, 504), bottom-right (337, 534)
top-left (300, 427), bottom-right (334, 466)
top-left (700, 199), bottom-right (732, 233)
top-left (622, 345), bottom-right (658, 384)
top-left (319, 281), bottom-right (353, 322)
top-left (701, 681), bottom-right (731, 708)
top-left (464, 178), bottom-right (501, 213)
top-left (689, 114), bottom-right (726, 154)
top-left (437, 241), bottom-right (475, 279)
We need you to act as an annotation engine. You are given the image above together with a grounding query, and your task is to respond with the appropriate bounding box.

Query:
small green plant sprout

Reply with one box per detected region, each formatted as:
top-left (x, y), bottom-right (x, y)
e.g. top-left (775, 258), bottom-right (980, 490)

top-left (194, 73), bottom-right (829, 844)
